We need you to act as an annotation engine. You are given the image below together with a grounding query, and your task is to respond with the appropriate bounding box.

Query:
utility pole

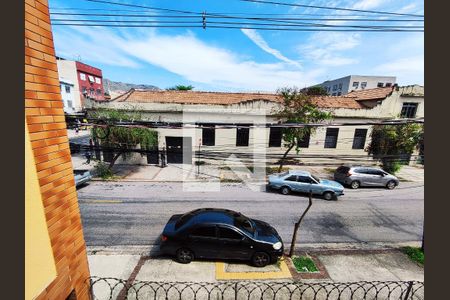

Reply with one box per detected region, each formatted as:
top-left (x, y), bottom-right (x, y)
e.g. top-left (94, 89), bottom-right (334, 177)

top-left (289, 191), bottom-right (313, 257)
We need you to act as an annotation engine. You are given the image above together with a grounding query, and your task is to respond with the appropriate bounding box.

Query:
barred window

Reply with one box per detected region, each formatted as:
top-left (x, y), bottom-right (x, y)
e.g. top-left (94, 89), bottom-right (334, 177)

top-left (400, 103), bottom-right (418, 118)
top-left (297, 131), bottom-right (310, 148)
top-left (324, 128), bottom-right (339, 148)
top-left (202, 126), bottom-right (215, 146)
top-left (269, 127), bottom-right (282, 147)
top-left (352, 129), bottom-right (368, 149)
top-left (236, 127), bottom-right (249, 147)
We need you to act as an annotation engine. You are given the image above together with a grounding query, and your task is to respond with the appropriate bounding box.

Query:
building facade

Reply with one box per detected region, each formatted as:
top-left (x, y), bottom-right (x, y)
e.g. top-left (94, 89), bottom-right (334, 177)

top-left (57, 58), bottom-right (105, 112)
top-left (87, 85), bottom-right (423, 166)
top-left (25, 0), bottom-right (91, 298)
top-left (314, 75), bottom-right (397, 96)
top-left (60, 78), bottom-right (75, 113)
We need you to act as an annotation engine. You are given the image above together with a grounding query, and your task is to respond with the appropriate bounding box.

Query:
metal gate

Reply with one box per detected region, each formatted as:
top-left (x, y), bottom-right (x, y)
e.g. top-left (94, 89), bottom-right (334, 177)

top-left (165, 136), bottom-right (192, 164)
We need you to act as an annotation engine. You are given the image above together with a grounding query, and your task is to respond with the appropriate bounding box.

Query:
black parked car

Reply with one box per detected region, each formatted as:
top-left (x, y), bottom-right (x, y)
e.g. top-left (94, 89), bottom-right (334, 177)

top-left (159, 208), bottom-right (284, 267)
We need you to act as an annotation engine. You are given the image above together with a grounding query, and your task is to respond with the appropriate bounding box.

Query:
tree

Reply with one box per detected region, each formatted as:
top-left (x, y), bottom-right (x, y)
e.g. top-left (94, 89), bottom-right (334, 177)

top-left (366, 123), bottom-right (423, 174)
top-left (89, 108), bottom-right (158, 172)
top-left (166, 85), bottom-right (194, 91)
top-left (304, 86), bottom-right (328, 96)
top-left (275, 87), bottom-right (333, 172)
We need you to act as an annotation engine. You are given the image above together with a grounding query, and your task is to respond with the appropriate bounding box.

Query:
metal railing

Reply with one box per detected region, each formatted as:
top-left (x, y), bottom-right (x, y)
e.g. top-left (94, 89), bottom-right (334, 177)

top-left (88, 277), bottom-right (424, 300)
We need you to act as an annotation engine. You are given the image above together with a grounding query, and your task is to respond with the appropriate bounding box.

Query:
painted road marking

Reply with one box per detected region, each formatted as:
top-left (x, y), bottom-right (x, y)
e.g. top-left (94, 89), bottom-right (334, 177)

top-left (215, 258), bottom-right (292, 280)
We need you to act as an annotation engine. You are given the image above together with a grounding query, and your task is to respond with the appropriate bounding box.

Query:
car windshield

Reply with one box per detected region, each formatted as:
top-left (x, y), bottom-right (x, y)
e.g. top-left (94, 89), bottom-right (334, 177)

top-left (233, 213), bottom-right (255, 235)
top-left (311, 174), bottom-right (321, 183)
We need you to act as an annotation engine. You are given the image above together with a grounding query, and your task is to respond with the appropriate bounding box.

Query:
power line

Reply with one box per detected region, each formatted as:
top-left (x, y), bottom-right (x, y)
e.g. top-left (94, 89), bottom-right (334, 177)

top-left (51, 23), bottom-right (423, 32)
top-left (239, 0), bottom-right (424, 18)
top-left (50, 19), bottom-right (423, 30)
top-left (49, 12), bottom-right (424, 22)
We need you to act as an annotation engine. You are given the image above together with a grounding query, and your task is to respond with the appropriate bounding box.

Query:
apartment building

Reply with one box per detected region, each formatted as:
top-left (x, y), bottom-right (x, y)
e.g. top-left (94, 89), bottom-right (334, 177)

top-left (314, 75), bottom-right (397, 96)
top-left (57, 57), bottom-right (105, 112)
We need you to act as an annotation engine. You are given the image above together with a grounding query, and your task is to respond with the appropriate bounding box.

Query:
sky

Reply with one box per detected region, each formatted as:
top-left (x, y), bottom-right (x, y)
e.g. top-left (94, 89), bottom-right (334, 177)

top-left (49, 0), bottom-right (424, 92)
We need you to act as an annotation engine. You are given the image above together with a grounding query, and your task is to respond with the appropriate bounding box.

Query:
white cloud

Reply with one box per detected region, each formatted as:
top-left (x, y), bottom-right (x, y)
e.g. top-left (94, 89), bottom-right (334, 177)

top-left (299, 32), bottom-right (361, 66)
top-left (241, 29), bottom-right (301, 68)
top-left (374, 55), bottom-right (423, 85)
top-left (54, 27), bottom-right (322, 91)
top-left (352, 0), bottom-right (389, 10)
top-left (119, 32), bottom-right (322, 90)
top-left (53, 26), bottom-right (140, 68)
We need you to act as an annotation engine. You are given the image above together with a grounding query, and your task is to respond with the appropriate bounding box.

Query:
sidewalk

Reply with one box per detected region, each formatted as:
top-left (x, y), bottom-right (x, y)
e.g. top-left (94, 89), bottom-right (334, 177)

top-left (87, 248), bottom-right (424, 283)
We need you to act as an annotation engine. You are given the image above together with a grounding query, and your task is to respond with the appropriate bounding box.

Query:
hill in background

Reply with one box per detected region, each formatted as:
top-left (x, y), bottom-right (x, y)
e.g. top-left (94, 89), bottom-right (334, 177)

top-left (103, 78), bottom-right (160, 98)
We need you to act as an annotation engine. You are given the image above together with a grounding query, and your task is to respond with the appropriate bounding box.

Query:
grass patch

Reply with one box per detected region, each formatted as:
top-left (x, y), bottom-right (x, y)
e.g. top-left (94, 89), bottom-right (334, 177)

top-left (324, 167), bottom-right (336, 174)
top-left (291, 255), bottom-right (318, 273)
top-left (220, 178), bottom-right (243, 183)
top-left (266, 166), bottom-right (289, 175)
top-left (401, 246), bottom-right (424, 265)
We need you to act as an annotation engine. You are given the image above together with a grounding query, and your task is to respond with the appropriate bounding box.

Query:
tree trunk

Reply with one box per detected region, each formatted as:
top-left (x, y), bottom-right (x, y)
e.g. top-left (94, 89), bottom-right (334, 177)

top-left (278, 142), bottom-right (295, 173)
top-left (289, 191), bottom-right (313, 257)
top-left (108, 151), bottom-right (123, 171)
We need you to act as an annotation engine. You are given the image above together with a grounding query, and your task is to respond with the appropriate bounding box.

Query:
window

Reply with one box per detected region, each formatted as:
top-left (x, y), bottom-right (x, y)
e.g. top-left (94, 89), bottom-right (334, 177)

top-left (385, 82), bottom-right (392, 87)
top-left (80, 73), bottom-right (86, 81)
top-left (352, 129), bottom-right (368, 149)
top-left (324, 128), bottom-right (339, 148)
top-left (269, 127), bottom-right (282, 147)
top-left (236, 127), bottom-right (249, 146)
top-left (400, 103), bottom-right (418, 118)
top-left (82, 86), bottom-right (87, 94)
top-left (218, 227), bottom-right (242, 240)
top-left (95, 77), bottom-right (101, 84)
top-left (88, 75), bottom-right (95, 82)
top-left (96, 89), bottom-right (102, 95)
top-left (377, 82), bottom-right (384, 88)
top-left (352, 81), bottom-right (359, 88)
top-left (67, 100), bottom-right (72, 108)
top-left (297, 176), bottom-right (313, 183)
top-left (65, 85), bottom-right (70, 93)
top-left (285, 175), bottom-right (297, 181)
top-left (190, 226), bottom-right (216, 238)
top-left (297, 131), bottom-right (310, 148)
top-left (332, 92), bottom-right (337, 96)
top-left (332, 84), bottom-right (338, 91)
top-left (338, 83), bottom-right (342, 90)
top-left (202, 126), bottom-right (215, 146)
top-left (361, 82), bottom-right (367, 89)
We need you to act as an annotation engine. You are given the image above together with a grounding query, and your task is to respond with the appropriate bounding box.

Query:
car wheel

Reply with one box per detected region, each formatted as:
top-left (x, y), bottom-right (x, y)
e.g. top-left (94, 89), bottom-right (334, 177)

top-left (176, 248), bottom-right (194, 264)
top-left (252, 252), bottom-right (270, 267)
top-left (386, 180), bottom-right (396, 190)
top-left (323, 191), bottom-right (334, 201)
top-left (280, 186), bottom-right (290, 195)
top-left (350, 180), bottom-right (360, 189)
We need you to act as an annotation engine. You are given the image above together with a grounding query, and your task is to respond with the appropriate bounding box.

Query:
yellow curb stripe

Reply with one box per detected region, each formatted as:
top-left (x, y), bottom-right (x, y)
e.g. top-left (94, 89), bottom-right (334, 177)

top-left (215, 259), bottom-right (292, 280)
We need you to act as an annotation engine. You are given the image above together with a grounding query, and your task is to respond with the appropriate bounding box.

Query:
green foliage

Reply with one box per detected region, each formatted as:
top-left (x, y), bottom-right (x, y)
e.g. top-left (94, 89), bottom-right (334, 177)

top-left (88, 108), bottom-right (158, 170)
top-left (292, 255), bottom-right (318, 272)
top-left (167, 85), bottom-right (194, 91)
top-left (401, 246), bottom-right (424, 265)
top-left (304, 86), bottom-right (328, 96)
top-left (366, 123), bottom-right (423, 174)
top-left (94, 161), bottom-right (114, 179)
top-left (276, 87), bottom-right (333, 154)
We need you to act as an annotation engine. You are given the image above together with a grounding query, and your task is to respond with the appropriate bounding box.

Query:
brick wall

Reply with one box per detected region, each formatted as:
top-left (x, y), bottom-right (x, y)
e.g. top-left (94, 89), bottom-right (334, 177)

top-left (25, 0), bottom-right (91, 299)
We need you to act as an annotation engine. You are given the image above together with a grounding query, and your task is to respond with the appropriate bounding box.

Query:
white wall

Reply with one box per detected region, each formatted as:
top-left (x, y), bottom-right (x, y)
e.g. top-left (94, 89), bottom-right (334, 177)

top-left (56, 60), bottom-right (83, 112)
top-left (60, 82), bottom-right (75, 113)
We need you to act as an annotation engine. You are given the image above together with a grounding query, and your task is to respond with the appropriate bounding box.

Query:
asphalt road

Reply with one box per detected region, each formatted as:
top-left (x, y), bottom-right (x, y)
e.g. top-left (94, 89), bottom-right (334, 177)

top-left (77, 181), bottom-right (424, 247)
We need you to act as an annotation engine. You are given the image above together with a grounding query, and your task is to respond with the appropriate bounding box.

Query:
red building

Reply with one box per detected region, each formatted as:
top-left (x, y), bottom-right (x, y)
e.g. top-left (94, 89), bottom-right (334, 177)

top-left (76, 61), bottom-right (105, 101)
